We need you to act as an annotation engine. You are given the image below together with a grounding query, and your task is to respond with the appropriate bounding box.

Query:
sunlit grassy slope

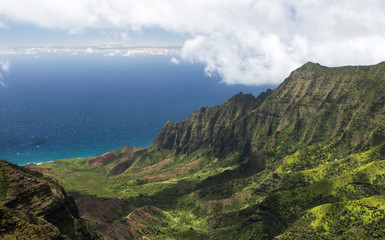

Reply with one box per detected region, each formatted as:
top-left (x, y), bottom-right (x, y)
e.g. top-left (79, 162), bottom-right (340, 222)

top-left (36, 146), bottom-right (270, 239)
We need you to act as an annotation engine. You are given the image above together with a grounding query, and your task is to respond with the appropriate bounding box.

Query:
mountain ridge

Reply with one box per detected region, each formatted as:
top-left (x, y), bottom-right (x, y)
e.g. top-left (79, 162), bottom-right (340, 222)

top-left (27, 61), bottom-right (385, 239)
top-left (156, 61), bottom-right (385, 163)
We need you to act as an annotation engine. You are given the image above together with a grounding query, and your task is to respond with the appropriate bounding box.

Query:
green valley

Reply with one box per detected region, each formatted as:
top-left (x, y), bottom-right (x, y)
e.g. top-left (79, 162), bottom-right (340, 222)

top-left (8, 61), bottom-right (385, 239)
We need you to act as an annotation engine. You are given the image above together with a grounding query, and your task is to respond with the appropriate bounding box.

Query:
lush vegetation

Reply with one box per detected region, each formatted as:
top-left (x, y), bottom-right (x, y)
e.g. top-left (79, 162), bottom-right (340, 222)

top-left (32, 61), bottom-right (385, 239)
top-left (0, 160), bottom-right (97, 239)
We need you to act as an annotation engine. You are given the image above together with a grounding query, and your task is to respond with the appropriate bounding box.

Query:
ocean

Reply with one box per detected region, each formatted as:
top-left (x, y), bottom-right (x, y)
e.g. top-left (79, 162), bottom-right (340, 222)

top-left (0, 55), bottom-right (272, 165)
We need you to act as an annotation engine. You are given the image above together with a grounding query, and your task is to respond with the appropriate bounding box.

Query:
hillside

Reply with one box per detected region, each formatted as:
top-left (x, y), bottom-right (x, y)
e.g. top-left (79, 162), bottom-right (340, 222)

top-left (0, 160), bottom-right (97, 239)
top-left (31, 61), bottom-right (385, 239)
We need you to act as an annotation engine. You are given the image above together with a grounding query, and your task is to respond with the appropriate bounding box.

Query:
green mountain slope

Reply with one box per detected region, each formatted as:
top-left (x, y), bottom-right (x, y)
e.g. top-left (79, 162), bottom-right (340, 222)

top-left (31, 61), bottom-right (385, 239)
top-left (0, 160), bottom-right (97, 239)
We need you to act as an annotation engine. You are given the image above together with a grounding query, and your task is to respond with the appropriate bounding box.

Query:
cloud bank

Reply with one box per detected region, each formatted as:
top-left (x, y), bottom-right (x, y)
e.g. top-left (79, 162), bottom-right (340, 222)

top-left (1, 0), bottom-right (384, 85)
top-left (0, 46), bottom-right (180, 57)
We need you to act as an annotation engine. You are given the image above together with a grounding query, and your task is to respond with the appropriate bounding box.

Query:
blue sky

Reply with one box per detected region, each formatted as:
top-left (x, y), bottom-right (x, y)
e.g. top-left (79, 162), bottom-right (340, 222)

top-left (0, 24), bottom-right (186, 47)
top-left (0, 0), bottom-right (385, 86)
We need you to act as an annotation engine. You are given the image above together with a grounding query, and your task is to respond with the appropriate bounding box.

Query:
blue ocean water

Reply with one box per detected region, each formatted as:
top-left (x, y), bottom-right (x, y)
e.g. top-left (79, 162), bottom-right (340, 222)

top-left (0, 55), bottom-right (272, 165)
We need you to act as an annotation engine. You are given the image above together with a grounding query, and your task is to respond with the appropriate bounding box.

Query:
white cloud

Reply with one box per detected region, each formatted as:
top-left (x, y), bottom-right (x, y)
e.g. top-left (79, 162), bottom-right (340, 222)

top-left (86, 47), bottom-right (94, 54)
top-left (0, 78), bottom-right (7, 87)
top-left (104, 49), bottom-right (121, 56)
top-left (0, 21), bottom-right (8, 28)
top-left (25, 48), bottom-right (37, 55)
top-left (121, 48), bottom-right (177, 56)
top-left (0, 49), bottom-right (17, 55)
top-left (0, 46), bottom-right (180, 57)
top-left (0, 0), bottom-right (385, 85)
top-left (0, 80), bottom-right (7, 87)
top-left (0, 60), bottom-right (10, 87)
top-left (0, 60), bottom-right (10, 72)
top-left (170, 57), bottom-right (180, 65)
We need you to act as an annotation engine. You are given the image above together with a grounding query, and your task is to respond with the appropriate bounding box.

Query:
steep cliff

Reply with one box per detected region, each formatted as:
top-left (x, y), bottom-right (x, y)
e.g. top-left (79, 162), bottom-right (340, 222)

top-left (0, 160), bottom-right (97, 239)
top-left (156, 61), bottom-right (385, 163)
top-left (154, 91), bottom-right (269, 157)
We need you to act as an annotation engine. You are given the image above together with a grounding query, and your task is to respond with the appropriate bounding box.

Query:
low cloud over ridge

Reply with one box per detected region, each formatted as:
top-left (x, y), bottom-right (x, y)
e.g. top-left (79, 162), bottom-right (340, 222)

top-left (1, 0), bottom-right (385, 85)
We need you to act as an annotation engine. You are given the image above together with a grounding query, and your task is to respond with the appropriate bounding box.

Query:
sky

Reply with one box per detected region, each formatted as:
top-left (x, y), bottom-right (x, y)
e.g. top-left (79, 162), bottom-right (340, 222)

top-left (0, 0), bottom-right (385, 86)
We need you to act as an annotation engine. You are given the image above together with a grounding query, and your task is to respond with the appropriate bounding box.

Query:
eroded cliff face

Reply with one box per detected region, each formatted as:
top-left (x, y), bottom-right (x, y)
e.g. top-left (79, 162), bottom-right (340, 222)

top-left (154, 91), bottom-right (270, 157)
top-left (155, 62), bottom-right (385, 162)
top-left (0, 160), bottom-right (97, 239)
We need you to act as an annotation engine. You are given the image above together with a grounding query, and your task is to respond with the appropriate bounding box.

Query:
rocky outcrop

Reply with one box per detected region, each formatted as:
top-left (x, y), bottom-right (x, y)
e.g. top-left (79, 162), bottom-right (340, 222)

top-left (0, 160), bottom-right (97, 239)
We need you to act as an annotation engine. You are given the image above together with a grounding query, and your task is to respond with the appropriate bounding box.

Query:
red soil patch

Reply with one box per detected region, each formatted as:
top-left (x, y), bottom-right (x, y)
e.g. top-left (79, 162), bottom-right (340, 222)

top-left (25, 166), bottom-right (55, 173)
top-left (92, 205), bottom-right (166, 239)
top-left (75, 195), bottom-right (127, 224)
top-left (86, 151), bottom-right (115, 166)
top-left (139, 157), bottom-right (204, 182)
top-left (176, 157), bottom-right (204, 175)
top-left (86, 146), bottom-right (142, 167)
top-left (143, 173), bottom-right (179, 181)
top-left (175, 157), bottom-right (203, 175)
top-left (137, 157), bottom-right (175, 175)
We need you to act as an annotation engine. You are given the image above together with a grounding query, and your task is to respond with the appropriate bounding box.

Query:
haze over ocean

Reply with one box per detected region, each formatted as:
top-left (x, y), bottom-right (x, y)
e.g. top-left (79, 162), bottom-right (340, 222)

top-left (0, 55), bottom-right (271, 165)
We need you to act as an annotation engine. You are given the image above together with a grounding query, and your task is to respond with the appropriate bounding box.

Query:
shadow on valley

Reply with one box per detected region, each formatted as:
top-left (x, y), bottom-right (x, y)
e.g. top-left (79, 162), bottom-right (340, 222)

top-left (70, 161), bottom-right (264, 213)
top-left (65, 163), bottom-right (274, 239)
